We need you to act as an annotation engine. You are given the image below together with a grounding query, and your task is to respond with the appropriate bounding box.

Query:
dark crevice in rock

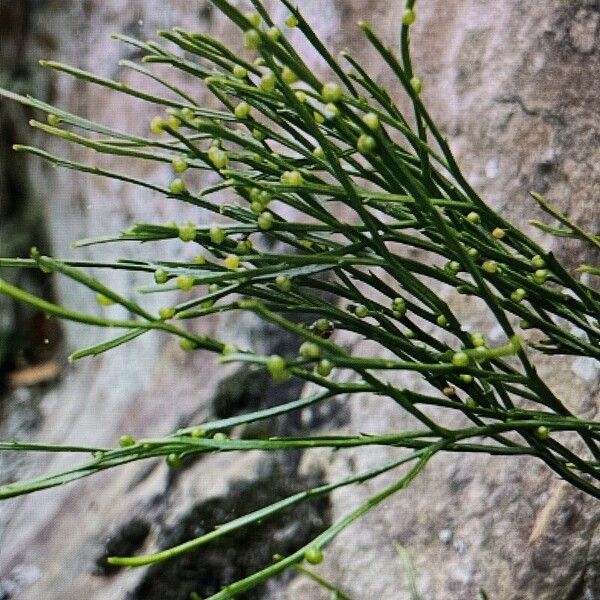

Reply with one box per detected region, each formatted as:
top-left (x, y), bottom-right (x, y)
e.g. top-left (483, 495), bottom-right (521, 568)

top-left (182, 305), bottom-right (349, 439)
top-left (0, 111), bottom-right (48, 380)
top-left (564, 568), bottom-right (586, 600)
top-left (210, 364), bottom-right (340, 437)
top-left (494, 94), bottom-right (540, 117)
top-left (0, 2), bottom-right (61, 385)
top-left (127, 467), bottom-right (331, 600)
top-left (164, 364), bottom-right (347, 491)
top-left (565, 520), bottom-right (600, 600)
top-left (0, 0), bottom-right (62, 503)
top-left (199, 2), bottom-right (213, 28)
top-left (94, 518), bottom-right (152, 576)
top-left (212, 367), bottom-right (273, 421)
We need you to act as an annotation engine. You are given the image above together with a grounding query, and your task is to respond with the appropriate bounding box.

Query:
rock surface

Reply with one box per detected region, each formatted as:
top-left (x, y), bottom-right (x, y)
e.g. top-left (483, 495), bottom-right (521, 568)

top-left (0, 1), bottom-right (599, 599)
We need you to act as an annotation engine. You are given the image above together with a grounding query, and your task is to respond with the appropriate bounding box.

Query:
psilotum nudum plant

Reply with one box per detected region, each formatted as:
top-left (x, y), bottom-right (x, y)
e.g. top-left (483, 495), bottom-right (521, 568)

top-left (0, 1), bottom-right (599, 598)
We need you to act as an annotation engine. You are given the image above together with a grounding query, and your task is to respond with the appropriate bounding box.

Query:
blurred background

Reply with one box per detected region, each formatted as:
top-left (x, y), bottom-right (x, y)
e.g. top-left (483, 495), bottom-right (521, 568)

top-left (0, 1), bottom-right (599, 598)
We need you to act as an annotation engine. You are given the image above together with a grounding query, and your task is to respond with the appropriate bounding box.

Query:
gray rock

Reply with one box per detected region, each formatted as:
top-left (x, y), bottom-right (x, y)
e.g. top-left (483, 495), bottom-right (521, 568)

top-left (0, 1), bottom-right (598, 599)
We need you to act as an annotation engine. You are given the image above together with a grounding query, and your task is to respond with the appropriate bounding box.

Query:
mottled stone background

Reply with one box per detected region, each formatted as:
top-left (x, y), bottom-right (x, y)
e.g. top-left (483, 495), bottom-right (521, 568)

top-left (0, 1), bottom-right (598, 599)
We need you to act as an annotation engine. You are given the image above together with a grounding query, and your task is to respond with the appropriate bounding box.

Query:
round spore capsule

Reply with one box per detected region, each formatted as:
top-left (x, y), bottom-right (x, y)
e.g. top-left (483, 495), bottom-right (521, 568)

top-left (410, 76), bottom-right (422, 94)
top-left (357, 134), bottom-right (376, 154)
top-left (172, 157), bottom-right (189, 173)
top-left (258, 211), bottom-right (274, 230)
top-left (209, 225), bottom-right (226, 245)
top-left (275, 275), bottom-right (292, 292)
top-left (282, 66), bottom-right (299, 84)
top-left (234, 101), bottom-right (252, 119)
top-left (176, 275), bottom-right (194, 292)
top-left (316, 359), bottom-right (333, 377)
top-left (452, 352), bottom-right (470, 368)
top-left (233, 65), bottom-right (248, 79)
top-left (285, 14), bottom-right (299, 28)
top-left (355, 304), bottom-right (369, 318)
top-left (304, 547), bottom-right (324, 565)
top-left (266, 354), bottom-right (289, 381)
top-left (299, 342), bottom-right (321, 360)
top-left (154, 269), bottom-right (169, 284)
top-left (244, 29), bottom-right (262, 50)
top-left (321, 82), bottom-right (343, 103)
top-left (224, 255), bottom-right (240, 270)
top-left (119, 435), bottom-right (135, 448)
top-left (178, 223), bottom-right (196, 242)
top-left (362, 112), bottom-right (380, 130)
top-left (402, 8), bottom-right (416, 25)
top-left (169, 178), bottom-right (187, 194)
